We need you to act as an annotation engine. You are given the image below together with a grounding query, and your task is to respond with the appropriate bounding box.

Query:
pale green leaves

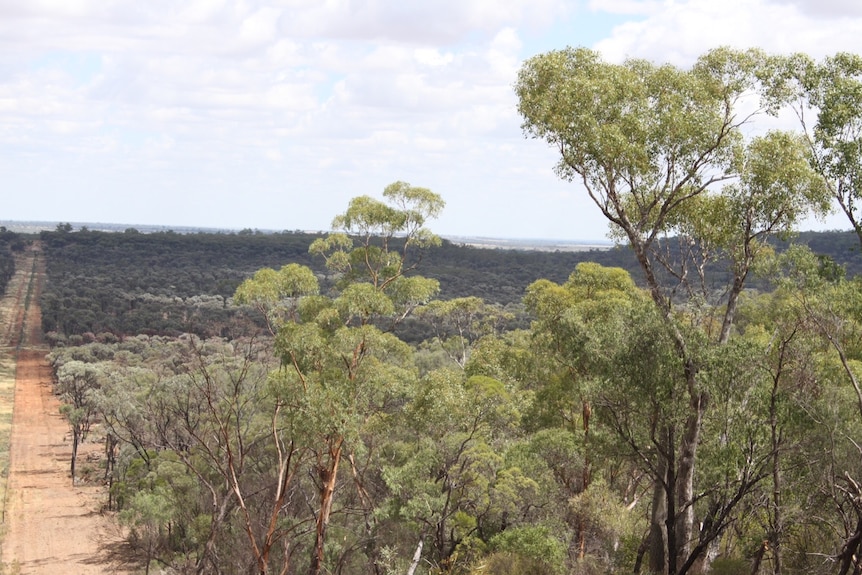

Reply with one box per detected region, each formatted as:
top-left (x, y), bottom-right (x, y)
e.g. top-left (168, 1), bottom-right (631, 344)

top-left (515, 46), bottom-right (760, 235)
top-left (416, 296), bottom-right (511, 369)
top-left (764, 51), bottom-right (862, 242)
top-left (385, 275), bottom-right (440, 309)
top-left (56, 359), bottom-right (105, 408)
top-left (565, 261), bottom-right (638, 301)
top-left (233, 263), bottom-right (319, 332)
top-left (332, 195), bottom-right (405, 237)
top-left (234, 263), bottom-right (319, 305)
top-left (328, 183), bottom-right (444, 242)
top-left (310, 181), bottom-right (444, 290)
top-left (306, 182), bottom-right (443, 330)
top-left (336, 283), bottom-right (395, 319)
top-left (308, 233), bottom-right (353, 273)
top-left (487, 526), bottom-right (566, 575)
top-left (741, 131), bottom-right (831, 221)
top-left (672, 131), bottom-right (829, 256)
top-left (525, 263), bottom-right (641, 335)
top-left (811, 53), bottom-right (862, 148)
top-left (383, 180), bottom-right (445, 224)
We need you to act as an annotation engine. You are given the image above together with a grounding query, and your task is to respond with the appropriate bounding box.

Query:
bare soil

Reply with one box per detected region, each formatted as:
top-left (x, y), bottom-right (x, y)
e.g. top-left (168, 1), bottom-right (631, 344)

top-left (0, 245), bottom-right (130, 574)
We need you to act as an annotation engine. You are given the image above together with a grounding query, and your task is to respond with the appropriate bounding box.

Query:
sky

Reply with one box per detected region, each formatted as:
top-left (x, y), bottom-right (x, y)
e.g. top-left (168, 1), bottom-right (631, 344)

top-left (2, 0), bottom-right (862, 241)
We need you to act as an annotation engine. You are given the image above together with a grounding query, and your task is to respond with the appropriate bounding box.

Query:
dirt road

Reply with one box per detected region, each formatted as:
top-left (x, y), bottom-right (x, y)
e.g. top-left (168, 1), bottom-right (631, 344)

top-left (0, 245), bottom-right (128, 574)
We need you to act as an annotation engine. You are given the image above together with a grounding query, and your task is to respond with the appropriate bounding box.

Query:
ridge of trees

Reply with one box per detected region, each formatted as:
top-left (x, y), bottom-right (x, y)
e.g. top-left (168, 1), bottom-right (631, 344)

top-left (31, 226), bottom-right (860, 343)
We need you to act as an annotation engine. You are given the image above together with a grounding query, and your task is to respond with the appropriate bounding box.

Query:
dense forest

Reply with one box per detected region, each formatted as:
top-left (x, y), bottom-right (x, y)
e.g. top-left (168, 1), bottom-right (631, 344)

top-left (12, 47), bottom-right (862, 575)
top-left (29, 225), bottom-right (862, 346)
top-left (0, 227), bottom-right (26, 296)
top-left (35, 225), bottom-right (632, 342)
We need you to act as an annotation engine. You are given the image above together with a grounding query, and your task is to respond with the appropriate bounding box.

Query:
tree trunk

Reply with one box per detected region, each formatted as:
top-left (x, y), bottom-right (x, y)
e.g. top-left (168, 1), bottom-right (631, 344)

top-left (104, 433), bottom-right (118, 510)
top-left (675, 388), bottom-right (704, 568)
top-left (750, 540), bottom-right (768, 575)
top-left (70, 426), bottom-right (79, 485)
top-left (578, 399), bottom-right (592, 559)
top-left (666, 426), bottom-right (678, 575)
top-left (649, 441), bottom-right (670, 574)
top-left (309, 438), bottom-right (344, 575)
top-left (837, 514), bottom-right (862, 575)
top-left (770, 379), bottom-right (783, 575)
top-left (406, 540), bottom-right (423, 575)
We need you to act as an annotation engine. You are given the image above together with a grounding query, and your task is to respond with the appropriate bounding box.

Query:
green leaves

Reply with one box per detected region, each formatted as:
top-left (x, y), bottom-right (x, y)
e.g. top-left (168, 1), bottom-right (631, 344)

top-left (516, 46), bottom-right (760, 239)
top-left (332, 195), bottom-right (406, 236)
top-left (526, 263), bottom-right (642, 376)
top-left (336, 283), bottom-right (396, 319)
top-left (385, 275), bottom-right (440, 309)
top-left (234, 263), bottom-right (319, 305)
top-left (234, 263), bottom-right (320, 332)
top-left (766, 51), bottom-right (862, 244)
top-left (740, 131), bottom-right (831, 224)
top-left (488, 526), bottom-right (566, 575)
top-left (310, 181), bottom-right (444, 292)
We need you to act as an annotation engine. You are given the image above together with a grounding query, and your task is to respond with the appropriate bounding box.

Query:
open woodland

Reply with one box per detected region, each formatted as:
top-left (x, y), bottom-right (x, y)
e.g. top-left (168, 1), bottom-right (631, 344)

top-left (5, 47), bottom-right (862, 575)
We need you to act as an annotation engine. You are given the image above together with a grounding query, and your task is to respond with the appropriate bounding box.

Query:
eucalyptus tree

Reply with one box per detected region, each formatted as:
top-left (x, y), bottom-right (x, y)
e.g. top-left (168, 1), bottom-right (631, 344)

top-left (721, 260), bottom-right (846, 574)
top-left (516, 47), bottom-right (830, 574)
top-left (524, 263), bottom-right (643, 561)
top-left (87, 336), bottom-right (289, 574)
top-left (758, 247), bottom-right (862, 573)
top-left (381, 368), bottom-right (536, 572)
top-left (764, 52), bottom-right (862, 572)
top-left (414, 296), bottom-right (513, 369)
top-left (768, 52), bottom-right (862, 247)
top-left (53, 358), bottom-right (105, 483)
top-left (235, 181), bottom-right (444, 575)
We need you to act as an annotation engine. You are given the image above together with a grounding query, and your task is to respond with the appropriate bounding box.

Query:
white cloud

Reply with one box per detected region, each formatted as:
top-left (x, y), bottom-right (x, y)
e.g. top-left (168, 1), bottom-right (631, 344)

top-left (238, 7), bottom-right (282, 47)
top-left (776, 0), bottom-right (862, 18)
top-left (595, 0), bottom-right (862, 64)
top-left (414, 48), bottom-right (455, 67)
top-left (588, 0), bottom-right (663, 16)
top-left (179, 0), bottom-right (229, 24)
top-left (487, 27), bottom-right (523, 77)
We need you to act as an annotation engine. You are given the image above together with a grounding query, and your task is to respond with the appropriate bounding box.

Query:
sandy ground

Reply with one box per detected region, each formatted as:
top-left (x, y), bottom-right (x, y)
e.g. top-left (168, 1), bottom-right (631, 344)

top-left (0, 245), bottom-right (130, 574)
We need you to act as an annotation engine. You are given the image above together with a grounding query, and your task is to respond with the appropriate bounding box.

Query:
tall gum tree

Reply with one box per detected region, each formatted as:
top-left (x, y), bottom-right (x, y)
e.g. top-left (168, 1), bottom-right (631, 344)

top-left (516, 47), bottom-right (830, 574)
top-left (235, 181), bottom-right (444, 575)
top-left (524, 262), bottom-right (644, 561)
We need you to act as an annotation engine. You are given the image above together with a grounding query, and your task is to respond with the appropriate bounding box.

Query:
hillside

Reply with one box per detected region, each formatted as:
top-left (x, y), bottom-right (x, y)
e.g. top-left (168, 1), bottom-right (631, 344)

top-left (0, 226), bottom-right (852, 341)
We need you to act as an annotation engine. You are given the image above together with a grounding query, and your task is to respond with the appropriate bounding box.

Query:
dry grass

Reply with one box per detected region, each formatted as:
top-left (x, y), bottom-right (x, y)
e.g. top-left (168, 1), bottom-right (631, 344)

top-left (0, 354), bottom-right (14, 524)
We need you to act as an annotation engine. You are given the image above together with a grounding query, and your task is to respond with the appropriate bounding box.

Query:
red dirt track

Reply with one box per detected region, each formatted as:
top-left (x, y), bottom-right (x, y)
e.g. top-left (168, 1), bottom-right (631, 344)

top-left (0, 244), bottom-right (129, 574)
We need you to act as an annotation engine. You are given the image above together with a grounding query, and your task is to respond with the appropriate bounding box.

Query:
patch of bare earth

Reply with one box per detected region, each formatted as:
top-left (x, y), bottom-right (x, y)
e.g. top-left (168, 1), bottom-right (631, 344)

top-left (0, 244), bottom-right (131, 574)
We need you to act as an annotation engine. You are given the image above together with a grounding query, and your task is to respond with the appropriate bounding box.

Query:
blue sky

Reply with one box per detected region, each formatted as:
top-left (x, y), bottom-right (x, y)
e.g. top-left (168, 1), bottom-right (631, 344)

top-left (1, 0), bottom-right (861, 240)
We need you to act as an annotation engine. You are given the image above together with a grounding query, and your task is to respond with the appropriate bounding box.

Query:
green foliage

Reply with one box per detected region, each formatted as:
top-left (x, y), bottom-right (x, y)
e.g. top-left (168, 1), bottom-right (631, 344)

top-left (515, 47), bottom-right (763, 239)
top-left (309, 181), bottom-right (444, 292)
top-left (767, 51), bottom-right (862, 254)
top-left (36, 225), bottom-right (862, 342)
top-left (0, 230), bottom-right (18, 298)
top-left (234, 263), bottom-right (319, 306)
top-left (336, 282), bottom-right (397, 320)
top-left (708, 558), bottom-right (751, 575)
top-left (486, 526), bottom-right (566, 575)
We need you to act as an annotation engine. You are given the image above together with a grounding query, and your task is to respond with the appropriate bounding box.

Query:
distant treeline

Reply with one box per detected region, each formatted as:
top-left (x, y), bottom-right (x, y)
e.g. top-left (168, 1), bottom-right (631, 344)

top-left (29, 227), bottom-right (861, 341)
top-left (0, 228), bottom-right (27, 297)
